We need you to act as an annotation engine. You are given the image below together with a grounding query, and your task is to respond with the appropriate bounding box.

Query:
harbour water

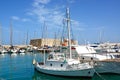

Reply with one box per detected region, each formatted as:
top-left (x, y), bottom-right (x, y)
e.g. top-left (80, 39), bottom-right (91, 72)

top-left (0, 52), bottom-right (120, 80)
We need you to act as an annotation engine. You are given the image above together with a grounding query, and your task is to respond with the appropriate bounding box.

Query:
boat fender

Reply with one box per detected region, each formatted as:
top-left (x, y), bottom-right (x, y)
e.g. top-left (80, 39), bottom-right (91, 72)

top-left (32, 59), bottom-right (36, 65)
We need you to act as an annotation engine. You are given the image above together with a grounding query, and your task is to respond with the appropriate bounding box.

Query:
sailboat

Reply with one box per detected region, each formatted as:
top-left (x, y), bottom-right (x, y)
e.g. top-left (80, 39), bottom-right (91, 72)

top-left (0, 23), bottom-right (8, 55)
top-left (8, 20), bottom-right (18, 55)
top-left (33, 8), bottom-right (95, 77)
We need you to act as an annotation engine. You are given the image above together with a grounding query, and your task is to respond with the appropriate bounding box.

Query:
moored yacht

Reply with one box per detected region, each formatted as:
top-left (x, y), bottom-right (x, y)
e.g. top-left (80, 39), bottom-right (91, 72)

top-left (33, 52), bottom-right (94, 77)
top-left (68, 45), bottom-right (120, 74)
top-left (0, 47), bottom-right (8, 54)
top-left (81, 43), bottom-right (120, 74)
top-left (71, 45), bottom-right (112, 61)
top-left (33, 8), bottom-right (95, 77)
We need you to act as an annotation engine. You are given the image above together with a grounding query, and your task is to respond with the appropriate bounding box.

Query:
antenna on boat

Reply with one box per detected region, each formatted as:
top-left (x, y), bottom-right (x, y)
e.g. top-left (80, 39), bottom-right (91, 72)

top-left (66, 7), bottom-right (72, 59)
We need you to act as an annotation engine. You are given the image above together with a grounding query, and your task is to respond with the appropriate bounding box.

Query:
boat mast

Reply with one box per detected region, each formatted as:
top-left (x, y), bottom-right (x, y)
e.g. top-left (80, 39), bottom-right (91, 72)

top-left (42, 21), bottom-right (47, 47)
top-left (10, 20), bottom-right (13, 47)
top-left (99, 30), bottom-right (102, 43)
top-left (66, 8), bottom-right (72, 59)
top-left (0, 23), bottom-right (2, 46)
top-left (26, 30), bottom-right (28, 45)
top-left (43, 21), bottom-right (48, 47)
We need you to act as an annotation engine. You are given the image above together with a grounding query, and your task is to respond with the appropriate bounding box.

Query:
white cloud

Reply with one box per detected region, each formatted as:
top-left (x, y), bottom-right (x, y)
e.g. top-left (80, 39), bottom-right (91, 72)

top-left (22, 18), bottom-right (31, 22)
top-left (12, 16), bottom-right (20, 20)
top-left (28, 0), bottom-right (85, 34)
top-left (30, 1), bottom-right (65, 27)
top-left (71, 20), bottom-right (80, 27)
top-left (34, 0), bottom-right (50, 5)
top-left (67, 0), bottom-right (75, 3)
top-left (71, 20), bottom-right (86, 31)
top-left (11, 16), bottom-right (31, 22)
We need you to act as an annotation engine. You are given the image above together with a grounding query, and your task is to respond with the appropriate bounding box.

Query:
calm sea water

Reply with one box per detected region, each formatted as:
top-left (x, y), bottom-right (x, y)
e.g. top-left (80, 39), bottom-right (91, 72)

top-left (0, 53), bottom-right (120, 80)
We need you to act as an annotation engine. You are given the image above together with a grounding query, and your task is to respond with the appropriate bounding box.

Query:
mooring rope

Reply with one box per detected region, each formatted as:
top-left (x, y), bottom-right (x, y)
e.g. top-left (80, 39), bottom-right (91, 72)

top-left (93, 69), bottom-right (106, 80)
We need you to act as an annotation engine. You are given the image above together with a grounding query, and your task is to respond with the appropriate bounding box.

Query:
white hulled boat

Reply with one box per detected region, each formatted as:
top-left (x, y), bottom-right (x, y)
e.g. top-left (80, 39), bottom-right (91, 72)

top-left (75, 44), bottom-right (120, 74)
top-left (0, 47), bottom-right (8, 55)
top-left (19, 49), bottom-right (25, 55)
top-left (62, 42), bottom-right (120, 74)
top-left (73, 45), bottom-right (112, 61)
top-left (0, 23), bottom-right (8, 54)
top-left (33, 8), bottom-right (95, 77)
top-left (33, 52), bottom-right (94, 77)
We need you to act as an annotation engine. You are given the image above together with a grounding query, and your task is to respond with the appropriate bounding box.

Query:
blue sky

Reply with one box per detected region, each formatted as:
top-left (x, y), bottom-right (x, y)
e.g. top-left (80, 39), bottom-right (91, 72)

top-left (0, 0), bottom-right (120, 45)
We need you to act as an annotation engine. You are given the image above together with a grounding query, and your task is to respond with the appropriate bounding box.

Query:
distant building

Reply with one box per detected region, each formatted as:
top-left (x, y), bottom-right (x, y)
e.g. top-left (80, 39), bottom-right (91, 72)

top-left (30, 38), bottom-right (61, 48)
top-left (30, 38), bottom-right (78, 48)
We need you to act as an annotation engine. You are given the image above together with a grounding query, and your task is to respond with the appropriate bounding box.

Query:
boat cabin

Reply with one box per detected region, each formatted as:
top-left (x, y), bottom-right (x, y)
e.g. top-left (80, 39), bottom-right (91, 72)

top-left (45, 52), bottom-right (68, 69)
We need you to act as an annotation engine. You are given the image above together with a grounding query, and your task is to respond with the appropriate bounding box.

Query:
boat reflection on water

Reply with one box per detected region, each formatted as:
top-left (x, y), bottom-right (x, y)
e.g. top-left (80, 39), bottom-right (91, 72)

top-left (32, 70), bottom-right (92, 80)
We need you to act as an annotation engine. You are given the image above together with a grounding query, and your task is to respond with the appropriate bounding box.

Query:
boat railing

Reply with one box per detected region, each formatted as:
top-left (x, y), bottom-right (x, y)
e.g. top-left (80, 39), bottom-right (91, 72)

top-left (38, 62), bottom-right (44, 65)
top-left (66, 64), bottom-right (79, 70)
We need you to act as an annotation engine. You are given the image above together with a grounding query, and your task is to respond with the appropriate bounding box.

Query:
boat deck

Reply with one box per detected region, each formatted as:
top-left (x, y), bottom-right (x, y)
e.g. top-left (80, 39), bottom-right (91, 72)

top-left (79, 58), bottom-right (120, 62)
top-left (100, 58), bottom-right (120, 62)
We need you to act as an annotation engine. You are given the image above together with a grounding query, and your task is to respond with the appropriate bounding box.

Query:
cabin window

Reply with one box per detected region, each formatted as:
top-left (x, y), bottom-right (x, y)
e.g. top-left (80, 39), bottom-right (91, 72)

top-left (82, 57), bottom-right (84, 60)
top-left (50, 63), bottom-right (52, 66)
top-left (61, 64), bottom-right (63, 67)
top-left (91, 57), bottom-right (93, 60)
top-left (48, 55), bottom-right (53, 59)
top-left (88, 71), bottom-right (90, 74)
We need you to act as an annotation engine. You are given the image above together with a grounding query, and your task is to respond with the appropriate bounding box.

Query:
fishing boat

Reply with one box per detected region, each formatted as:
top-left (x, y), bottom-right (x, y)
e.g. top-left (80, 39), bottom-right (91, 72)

top-left (33, 8), bottom-right (95, 77)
